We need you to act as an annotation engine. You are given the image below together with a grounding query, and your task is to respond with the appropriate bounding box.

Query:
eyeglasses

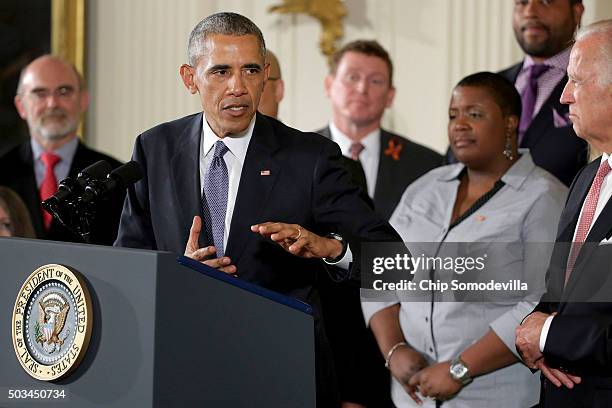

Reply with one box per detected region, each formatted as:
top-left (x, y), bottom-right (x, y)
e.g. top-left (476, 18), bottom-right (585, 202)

top-left (24, 86), bottom-right (77, 102)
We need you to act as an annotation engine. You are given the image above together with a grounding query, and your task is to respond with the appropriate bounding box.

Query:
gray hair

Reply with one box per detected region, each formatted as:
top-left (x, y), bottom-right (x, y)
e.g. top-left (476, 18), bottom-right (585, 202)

top-left (187, 12), bottom-right (266, 66)
top-left (575, 19), bottom-right (612, 85)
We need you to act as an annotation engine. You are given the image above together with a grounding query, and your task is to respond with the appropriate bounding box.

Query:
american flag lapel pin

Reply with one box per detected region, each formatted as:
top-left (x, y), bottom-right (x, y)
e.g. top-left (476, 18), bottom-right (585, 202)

top-left (260, 169), bottom-right (271, 176)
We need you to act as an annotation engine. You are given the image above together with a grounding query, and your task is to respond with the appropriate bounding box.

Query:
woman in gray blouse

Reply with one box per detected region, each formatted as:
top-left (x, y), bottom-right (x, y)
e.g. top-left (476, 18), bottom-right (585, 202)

top-left (363, 72), bottom-right (568, 408)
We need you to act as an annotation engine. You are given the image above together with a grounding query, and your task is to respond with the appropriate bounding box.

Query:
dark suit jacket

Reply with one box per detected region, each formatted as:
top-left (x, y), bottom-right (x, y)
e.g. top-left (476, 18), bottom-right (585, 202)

top-left (0, 140), bottom-right (124, 245)
top-left (318, 127), bottom-right (443, 219)
top-left (115, 112), bottom-right (402, 406)
top-left (316, 126), bottom-right (440, 405)
top-left (500, 63), bottom-right (588, 187)
top-left (533, 158), bottom-right (612, 407)
top-left (0, 132), bottom-right (28, 157)
top-left (446, 62), bottom-right (588, 187)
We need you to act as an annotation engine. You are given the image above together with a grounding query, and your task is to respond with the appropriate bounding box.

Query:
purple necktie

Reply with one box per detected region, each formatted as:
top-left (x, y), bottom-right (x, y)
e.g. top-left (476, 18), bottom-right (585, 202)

top-left (519, 64), bottom-right (550, 144)
top-left (202, 141), bottom-right (229, 257)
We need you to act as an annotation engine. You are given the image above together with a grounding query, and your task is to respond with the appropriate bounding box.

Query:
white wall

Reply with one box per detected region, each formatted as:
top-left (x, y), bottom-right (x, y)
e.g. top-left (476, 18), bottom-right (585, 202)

top-left (86, 0), bottom-right (612, 162)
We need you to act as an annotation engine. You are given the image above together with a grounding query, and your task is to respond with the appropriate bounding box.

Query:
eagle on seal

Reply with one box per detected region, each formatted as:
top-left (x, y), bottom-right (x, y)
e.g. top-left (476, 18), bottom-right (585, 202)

top-left (38, 300), bottom-right (70, 346)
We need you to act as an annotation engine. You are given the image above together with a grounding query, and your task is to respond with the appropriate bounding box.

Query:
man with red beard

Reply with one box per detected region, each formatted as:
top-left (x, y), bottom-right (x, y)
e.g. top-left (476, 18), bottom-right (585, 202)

top-left (317, 40), bottom-right (442, 408)
top-left (0, 55), bottom-right (123, 244)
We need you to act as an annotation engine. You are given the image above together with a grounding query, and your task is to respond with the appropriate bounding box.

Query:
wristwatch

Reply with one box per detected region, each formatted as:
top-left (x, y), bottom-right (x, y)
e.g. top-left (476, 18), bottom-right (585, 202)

top-left (449, 356), bottom-right (472, 385)
top-left (323, 233), bottom-right (346, 263)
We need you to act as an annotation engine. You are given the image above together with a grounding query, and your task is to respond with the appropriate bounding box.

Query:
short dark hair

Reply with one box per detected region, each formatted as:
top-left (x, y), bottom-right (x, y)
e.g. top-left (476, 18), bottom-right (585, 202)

top-left (455, 71), bottom-right (522, 119)
top-left (188, 12), bottom-right (266, 66)
top-left (330, 40), bottom-right (394, 86)
top-left (0, 187), bottom-right (35, 238)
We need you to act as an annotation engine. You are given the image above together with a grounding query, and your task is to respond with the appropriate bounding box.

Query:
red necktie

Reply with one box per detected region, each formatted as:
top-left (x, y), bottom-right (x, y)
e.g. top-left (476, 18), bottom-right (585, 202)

top-left (350, 142), bottom-right (365, 161)
top-left (565, 160), bottom-right (612, 284)
top-left (39, 152), bottom-right (61, 230)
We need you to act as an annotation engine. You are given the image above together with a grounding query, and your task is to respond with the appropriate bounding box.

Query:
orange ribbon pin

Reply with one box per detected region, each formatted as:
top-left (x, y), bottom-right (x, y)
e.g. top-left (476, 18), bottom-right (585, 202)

top-left (384, 138), bottom-right (403, 161)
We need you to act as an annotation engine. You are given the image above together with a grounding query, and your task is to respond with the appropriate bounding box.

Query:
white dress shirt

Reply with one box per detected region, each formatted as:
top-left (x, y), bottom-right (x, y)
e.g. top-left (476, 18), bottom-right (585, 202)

top-left (540, 153), bottom-right (612, 351)
top-left (200, 115), bottom-right (351, 267)
top-left (328, 122), bottom-right (380, 198)
top-left (200, 115), bottom-right (255, 252)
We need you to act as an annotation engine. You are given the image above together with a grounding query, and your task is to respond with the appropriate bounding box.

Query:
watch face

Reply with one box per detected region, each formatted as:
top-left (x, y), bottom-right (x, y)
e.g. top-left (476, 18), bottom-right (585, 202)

top-left (451, 363), bottom-right (468, 379)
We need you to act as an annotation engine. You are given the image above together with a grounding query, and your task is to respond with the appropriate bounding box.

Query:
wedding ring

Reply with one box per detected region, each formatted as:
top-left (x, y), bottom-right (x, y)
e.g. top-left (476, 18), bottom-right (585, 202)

top-left (293, 227), bottom-right (302, 240)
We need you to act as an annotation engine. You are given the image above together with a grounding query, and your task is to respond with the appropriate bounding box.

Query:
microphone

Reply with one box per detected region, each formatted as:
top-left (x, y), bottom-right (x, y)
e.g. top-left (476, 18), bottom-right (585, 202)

top-left (79, 160), bottom-right (114, 180)
top-left (41, 160), bottom-right (142, 244)
top-left (43, 160), bottom-right (113, 207)
top-left (42, 160), bottom-right (114, 226)
top-left (79, 161), bottom-right (143, 204)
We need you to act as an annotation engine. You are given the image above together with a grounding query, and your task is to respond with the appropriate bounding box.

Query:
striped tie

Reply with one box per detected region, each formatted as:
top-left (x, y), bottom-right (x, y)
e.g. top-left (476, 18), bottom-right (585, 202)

top-left (565, 160), bottom-right (611, 284)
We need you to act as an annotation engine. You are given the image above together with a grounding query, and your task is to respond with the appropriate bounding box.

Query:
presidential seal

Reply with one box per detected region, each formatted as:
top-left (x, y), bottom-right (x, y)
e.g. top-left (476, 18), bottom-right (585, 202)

top-left (12, 264), bottom-right (93, 381)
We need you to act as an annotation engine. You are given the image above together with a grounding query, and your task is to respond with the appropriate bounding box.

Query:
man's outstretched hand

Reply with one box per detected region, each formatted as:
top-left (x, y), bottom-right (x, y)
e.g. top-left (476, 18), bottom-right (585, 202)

top-left (184, 216), bottom-right (237, 274)
top-left (251, 222), bottom-right (343, 260)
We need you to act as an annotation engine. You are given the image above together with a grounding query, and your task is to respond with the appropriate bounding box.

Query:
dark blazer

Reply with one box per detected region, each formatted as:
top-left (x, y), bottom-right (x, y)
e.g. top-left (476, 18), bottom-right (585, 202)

top-left (0, 140), bottom-right (123, 245)
top-left (318, 127), bottom-right (443, 219)
top-left (533, 158), bottom-right (612, 407)
top-left (446, 62), bottom-right (588, 187)
top-left (114, 112), bottom-right (402, 406)
top-left (0, 132), bottom-right (28, 157)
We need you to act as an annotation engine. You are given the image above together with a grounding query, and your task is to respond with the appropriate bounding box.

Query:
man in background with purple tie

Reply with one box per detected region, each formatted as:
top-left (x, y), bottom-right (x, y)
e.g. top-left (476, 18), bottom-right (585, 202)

top-left (515, 19), bottom-right (612, 407)
top-left (446, 0), bottom-right (587, 187)
top-left (0, 55), bottom-right (122, 244)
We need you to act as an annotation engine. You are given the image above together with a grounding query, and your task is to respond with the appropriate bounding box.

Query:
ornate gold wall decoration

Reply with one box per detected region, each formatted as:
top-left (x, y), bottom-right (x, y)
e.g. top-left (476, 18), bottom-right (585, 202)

top-left (269, 0), bottom-right (346, 64)
top-left (51, 0), bottom-right (86, 75)
top-left (51, 0), bottom-right (86, 139)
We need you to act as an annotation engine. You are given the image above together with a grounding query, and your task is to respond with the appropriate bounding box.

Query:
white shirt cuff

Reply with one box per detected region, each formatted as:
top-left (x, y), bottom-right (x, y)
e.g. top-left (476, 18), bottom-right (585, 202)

top-left (324, 245), bottom-right (352, 270)
top-left (539, 315), bottom-right (555, 353)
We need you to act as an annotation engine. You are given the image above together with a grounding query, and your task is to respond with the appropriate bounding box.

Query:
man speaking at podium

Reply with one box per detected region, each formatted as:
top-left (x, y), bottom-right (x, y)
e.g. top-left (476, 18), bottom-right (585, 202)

top-left (115, 12), bottom-right (401, 405)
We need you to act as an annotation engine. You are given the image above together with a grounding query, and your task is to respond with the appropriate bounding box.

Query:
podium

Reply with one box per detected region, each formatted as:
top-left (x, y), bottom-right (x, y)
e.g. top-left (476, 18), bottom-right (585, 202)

top-left (0, 238), bottom-right (315, 407)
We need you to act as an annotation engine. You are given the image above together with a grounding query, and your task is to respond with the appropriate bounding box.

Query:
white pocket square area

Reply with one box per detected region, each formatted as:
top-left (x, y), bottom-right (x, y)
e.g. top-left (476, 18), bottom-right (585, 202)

top-left (599, 237), bottom-right (612, 245)
top-left (552, 108), bottom-right (572, 128)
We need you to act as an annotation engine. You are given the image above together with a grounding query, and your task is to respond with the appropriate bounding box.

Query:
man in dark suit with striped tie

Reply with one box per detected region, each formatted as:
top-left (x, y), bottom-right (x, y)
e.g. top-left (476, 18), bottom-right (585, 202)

top-left (515, 19), bottom-right (612, 407)
top-left (115, 13), bottom-right (402, 407)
